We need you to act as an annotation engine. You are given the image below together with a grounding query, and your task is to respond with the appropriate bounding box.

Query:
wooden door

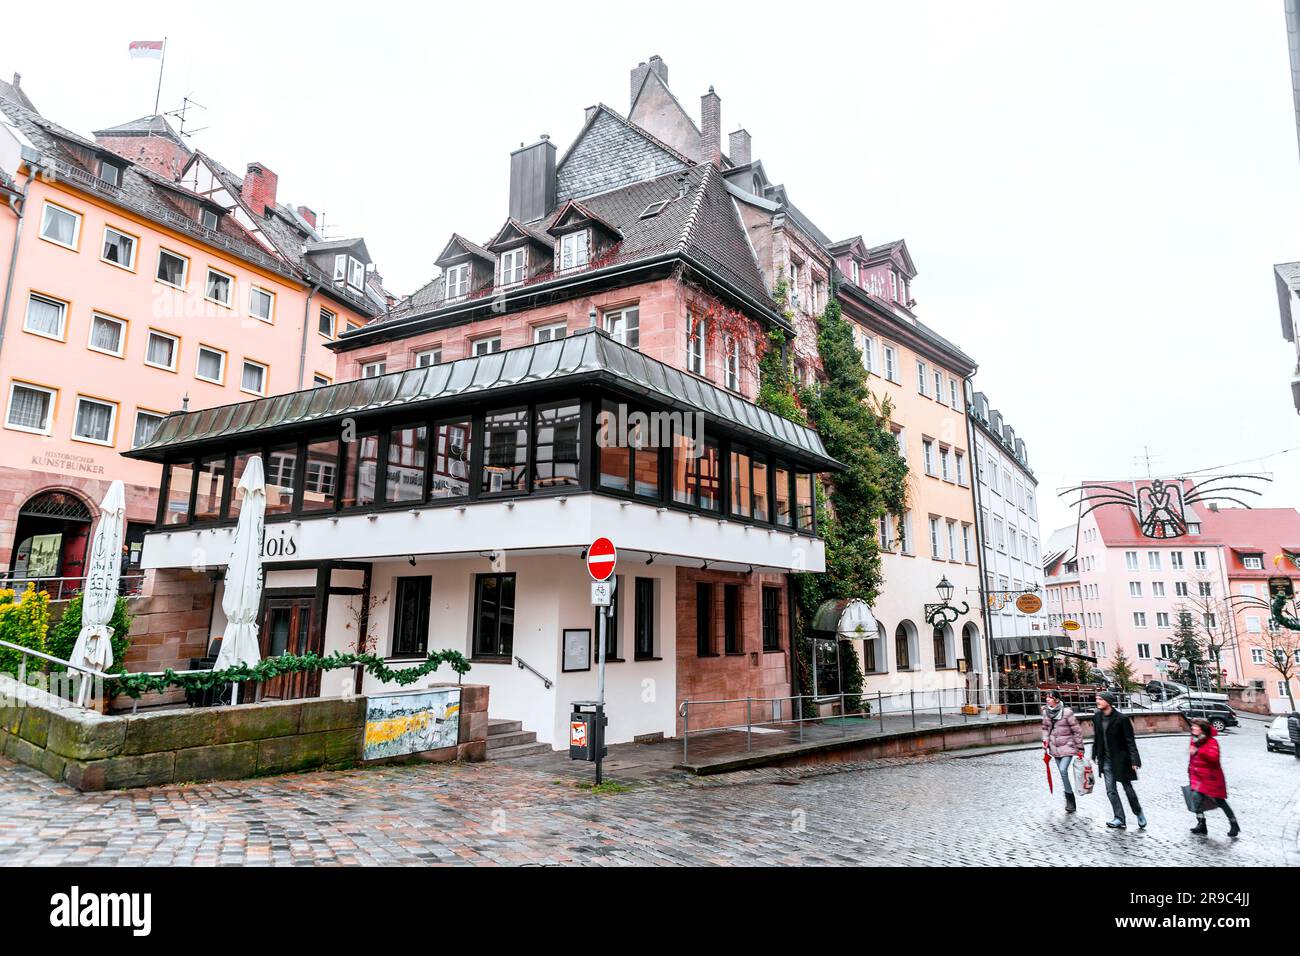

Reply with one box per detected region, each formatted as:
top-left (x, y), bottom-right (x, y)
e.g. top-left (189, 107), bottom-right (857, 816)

top-left (256, 597), bottom-right (322, 700)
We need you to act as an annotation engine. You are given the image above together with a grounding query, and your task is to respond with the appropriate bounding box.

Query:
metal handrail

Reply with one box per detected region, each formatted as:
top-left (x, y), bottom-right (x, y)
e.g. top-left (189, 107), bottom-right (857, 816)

top-left (0, 573), bottom-right (145, 601)
top-left (514, 655), bottom-right (553, 689)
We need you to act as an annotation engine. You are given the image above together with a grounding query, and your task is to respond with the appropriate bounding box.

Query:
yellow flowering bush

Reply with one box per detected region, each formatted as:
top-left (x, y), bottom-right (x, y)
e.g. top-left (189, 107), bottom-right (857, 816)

top-left (0, 585), bottom-right (51, 681)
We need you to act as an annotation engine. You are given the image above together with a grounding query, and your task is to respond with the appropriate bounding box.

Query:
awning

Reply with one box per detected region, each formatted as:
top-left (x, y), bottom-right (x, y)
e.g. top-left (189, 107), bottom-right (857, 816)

top-left (991, 634), bottom-right (1072, 656)
top-left (124, 328), bottom-right (840, 470)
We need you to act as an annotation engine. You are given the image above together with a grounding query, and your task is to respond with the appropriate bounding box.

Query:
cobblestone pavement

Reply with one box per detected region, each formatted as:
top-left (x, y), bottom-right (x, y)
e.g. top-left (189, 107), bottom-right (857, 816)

top-left (1, 719), bottom-right (1296, 866)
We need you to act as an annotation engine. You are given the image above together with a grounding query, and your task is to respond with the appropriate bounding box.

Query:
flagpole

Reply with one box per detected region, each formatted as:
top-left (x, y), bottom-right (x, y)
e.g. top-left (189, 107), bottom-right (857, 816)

top-left (153, 37), bottom-right (167, 115)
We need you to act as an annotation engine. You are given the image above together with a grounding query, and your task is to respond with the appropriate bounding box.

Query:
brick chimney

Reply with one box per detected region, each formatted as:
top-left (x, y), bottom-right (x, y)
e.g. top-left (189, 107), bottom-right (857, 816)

top-left (729, 129), bottom-right (751, 166)
top-left (296, 205), bottom-right (317, 228)
top-left (241, 162), bottom-right (278, 217)
top-left (700, 87), bottom-right (721, 166)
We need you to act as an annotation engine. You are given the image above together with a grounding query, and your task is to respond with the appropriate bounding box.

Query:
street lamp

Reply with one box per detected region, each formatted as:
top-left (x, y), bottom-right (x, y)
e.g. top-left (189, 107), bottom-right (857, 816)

top-left (925, 576), bottom-right (970, 628)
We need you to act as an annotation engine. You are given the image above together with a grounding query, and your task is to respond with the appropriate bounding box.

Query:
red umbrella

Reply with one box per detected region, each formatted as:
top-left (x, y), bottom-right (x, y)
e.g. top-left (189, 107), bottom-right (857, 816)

top-left (1043, 750), bottom-right (1054, 793)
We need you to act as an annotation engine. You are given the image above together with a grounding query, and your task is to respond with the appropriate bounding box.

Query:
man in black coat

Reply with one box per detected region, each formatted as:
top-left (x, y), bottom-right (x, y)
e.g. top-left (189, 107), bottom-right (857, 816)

top-left (1091, 691), bottom-right (1146, 829)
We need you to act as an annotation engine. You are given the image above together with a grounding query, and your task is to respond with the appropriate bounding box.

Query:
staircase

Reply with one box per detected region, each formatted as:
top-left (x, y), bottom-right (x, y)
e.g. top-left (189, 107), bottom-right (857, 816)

top-left (485, 718), bottom-right (552, 760)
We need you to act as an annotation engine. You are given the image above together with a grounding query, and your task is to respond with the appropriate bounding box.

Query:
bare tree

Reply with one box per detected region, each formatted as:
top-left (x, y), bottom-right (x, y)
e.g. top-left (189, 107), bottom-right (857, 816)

top-left (1248, 625), bottom-right (1298, 711)
top-left (1174, 573), bottom-right (1237, 689)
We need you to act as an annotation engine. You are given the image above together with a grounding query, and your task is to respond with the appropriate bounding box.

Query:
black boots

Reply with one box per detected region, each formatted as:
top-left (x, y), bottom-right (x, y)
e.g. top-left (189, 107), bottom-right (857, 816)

top-left (1227, 819), bottom-right (1240, 838)
top-left (1190, 818), bottom-right (1208, 835)
top-left (1065, 793), bottom-right (1077, 813)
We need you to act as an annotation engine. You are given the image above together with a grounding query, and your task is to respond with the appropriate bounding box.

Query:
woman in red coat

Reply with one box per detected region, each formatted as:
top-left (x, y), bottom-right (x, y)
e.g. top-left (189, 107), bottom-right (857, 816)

top-left (1188, 718), bottom-right (1240, 838)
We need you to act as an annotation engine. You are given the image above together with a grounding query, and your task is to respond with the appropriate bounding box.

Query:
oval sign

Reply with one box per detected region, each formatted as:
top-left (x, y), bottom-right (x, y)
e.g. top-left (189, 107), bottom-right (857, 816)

top-left (586, 537), bottom-right (617, 582)
top-left (1016, 593), bottom-right (1043, 614)
top-left (1061, 619), bottom-right (1081, 632)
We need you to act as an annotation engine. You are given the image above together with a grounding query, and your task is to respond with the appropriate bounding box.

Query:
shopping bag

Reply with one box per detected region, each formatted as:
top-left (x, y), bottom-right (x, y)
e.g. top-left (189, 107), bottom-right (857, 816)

top-left (1077, 760), bottom-right (1096, 795)
top-left (1182, 785), bottom-right (1218, 813)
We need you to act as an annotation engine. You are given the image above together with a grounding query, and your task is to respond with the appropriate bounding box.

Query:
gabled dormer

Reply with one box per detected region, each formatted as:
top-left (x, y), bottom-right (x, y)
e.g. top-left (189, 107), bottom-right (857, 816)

top-left (828, 235), bottom-right (869, 289)
top-left (862, 238), bottom-right (918, 312)
top-left (435, 233), bottom-right (495, 302)
top-left (546, 199), bottom-right (621, 273)
top-left (486, 218), bottom-right (555, 288)
top-left (305, 238), bottom-right (372, 294)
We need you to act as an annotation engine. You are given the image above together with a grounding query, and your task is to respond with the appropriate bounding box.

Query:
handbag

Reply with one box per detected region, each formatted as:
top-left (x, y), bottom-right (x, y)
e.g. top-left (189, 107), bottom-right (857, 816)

top-left (1182, 785), bottom-right (1218, 813)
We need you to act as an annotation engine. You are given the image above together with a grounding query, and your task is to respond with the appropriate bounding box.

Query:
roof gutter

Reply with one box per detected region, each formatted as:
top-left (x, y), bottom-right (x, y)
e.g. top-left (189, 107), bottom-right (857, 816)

top-left (0, 152), bottom-right (41, 360)
top-left (332, 249), bottom-right (789, 352)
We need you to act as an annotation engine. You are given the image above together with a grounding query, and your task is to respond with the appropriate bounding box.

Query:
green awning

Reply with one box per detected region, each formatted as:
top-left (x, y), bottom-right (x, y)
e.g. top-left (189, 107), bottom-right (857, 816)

top-left (125, 329), bottom-right (840, 469)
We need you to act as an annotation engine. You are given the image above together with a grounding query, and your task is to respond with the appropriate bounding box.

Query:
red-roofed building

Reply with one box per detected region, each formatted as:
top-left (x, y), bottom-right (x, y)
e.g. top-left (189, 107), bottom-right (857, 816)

top-left (1043, 479), bottom-right (1300, 712)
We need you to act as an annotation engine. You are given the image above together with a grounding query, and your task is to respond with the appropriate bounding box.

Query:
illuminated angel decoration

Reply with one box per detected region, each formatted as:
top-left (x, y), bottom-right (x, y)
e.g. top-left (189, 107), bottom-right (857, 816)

top-left (1059, 474), bottom-right (1271, 540)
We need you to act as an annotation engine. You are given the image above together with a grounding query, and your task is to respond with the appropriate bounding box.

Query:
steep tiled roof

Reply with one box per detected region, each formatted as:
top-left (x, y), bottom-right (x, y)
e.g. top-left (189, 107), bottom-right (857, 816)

top-left (0, 73), bottom-right (36, 112)
top-left (370, 163), bottom-right (773, 333)
top-left (93, 114), bottom-right (186, 147)
top-left (556, 105), bottom-right (692, 204)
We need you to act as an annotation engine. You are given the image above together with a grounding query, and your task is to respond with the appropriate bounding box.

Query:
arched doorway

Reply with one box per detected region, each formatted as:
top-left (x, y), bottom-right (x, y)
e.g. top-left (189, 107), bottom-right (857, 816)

top-left (9, 490), bottom-right (94, 582)
top-left (962, 621), bottom-right (982, 673)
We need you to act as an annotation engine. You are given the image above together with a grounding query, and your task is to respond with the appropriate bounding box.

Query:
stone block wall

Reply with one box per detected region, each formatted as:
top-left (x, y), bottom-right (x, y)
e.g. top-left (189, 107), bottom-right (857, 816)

top-left (0, 674), bottom-right (491, 791)
top-left (111, 568), bottom-right (216, 710)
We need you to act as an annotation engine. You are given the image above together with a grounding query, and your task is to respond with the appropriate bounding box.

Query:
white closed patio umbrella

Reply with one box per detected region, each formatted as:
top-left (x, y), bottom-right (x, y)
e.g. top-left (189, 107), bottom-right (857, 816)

top-left (215, 456), bottom-right (266, 704)
top-left (71, 480), bottom-right (127, 705)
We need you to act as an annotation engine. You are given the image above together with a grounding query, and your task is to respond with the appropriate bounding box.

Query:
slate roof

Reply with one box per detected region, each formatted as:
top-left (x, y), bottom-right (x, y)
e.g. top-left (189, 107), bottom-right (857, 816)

top-left (93, 114), bottom-right (186, 146)
top-left (367, 163), bottom-right (775, 334)
top-left (125, 328), bottom-right (839, 469)
top-left (0, 73), bottom-right (36, 112)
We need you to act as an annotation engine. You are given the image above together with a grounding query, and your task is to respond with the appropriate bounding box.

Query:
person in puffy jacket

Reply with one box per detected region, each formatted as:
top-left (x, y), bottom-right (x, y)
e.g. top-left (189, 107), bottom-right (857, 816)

top-left (1188, 718), bottom-right (1239, 838)
top-left (1041, 690), bottom-right (1085, 813)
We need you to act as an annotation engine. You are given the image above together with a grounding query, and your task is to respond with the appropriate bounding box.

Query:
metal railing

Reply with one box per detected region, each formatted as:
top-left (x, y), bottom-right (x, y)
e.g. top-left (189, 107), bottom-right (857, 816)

top-left (514, 655), bottom-right (553, 689)
top-left (677, 685), bottom-right (1196, 764)
top-left (0, 573), bottom-right (145, 602)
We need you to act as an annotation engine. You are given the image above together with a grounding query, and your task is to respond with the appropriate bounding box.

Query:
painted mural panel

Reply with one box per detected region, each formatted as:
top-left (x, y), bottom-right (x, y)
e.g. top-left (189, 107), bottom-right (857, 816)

top-left (363, 688), bottom-right (461, 760)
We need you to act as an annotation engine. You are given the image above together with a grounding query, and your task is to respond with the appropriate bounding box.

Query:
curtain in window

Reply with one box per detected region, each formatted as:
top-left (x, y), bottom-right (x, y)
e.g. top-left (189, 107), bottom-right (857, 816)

top-left (147, 335), bottom-right (173, 366)
top-left (242, 364), bottom-right (263, 392)
top-left (26, 296), bottom-right (64, 336)
top-left (197, 351), bottom-right (223, 380)
top-left (42, 207), bottom-right (76, 244)
top-left (133, 414), bottom-right (161, 448)
top-left (8, 387), bottom-right (50, 430)
top-left (90, 317), bottom-right (121, 353)
top-left (103, 231), bottom-right (133, 265)
top-left (75, 400), bottom-right (112, 441)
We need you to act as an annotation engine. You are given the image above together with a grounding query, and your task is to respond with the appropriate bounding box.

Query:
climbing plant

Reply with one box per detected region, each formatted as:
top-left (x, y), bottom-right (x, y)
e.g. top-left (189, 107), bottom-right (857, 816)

top-left (757, 274), bottom-right (909, 715)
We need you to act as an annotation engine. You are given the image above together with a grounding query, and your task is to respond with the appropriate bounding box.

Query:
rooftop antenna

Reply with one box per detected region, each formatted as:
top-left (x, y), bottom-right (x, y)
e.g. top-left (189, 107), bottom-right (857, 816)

top-left (165, 95), bottom-right (208, 139)
top-left (1134, 445), bottom-right (1158, 479)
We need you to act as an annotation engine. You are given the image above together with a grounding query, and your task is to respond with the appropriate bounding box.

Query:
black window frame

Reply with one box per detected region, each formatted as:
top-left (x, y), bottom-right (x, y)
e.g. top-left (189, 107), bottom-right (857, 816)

top-left (472, 572), bottom-right (516, 661)
top-left (594, 574), bottom-right (623, 661)
top-left (696, 582), bottom-right (715, 657)
top-left (761, 585), bottom-right (782, 652)
top-left (634, 577), bottom-right (657, 660)
top-left (723, 583), bottom-right (741, 654)
top-left (391, 575), bottom-right (432, 659)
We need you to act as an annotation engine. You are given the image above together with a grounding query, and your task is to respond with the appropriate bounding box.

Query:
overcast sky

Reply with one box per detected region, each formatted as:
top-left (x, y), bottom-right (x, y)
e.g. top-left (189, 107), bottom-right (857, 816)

top-left (3, 1), bottom-right (1297, 535)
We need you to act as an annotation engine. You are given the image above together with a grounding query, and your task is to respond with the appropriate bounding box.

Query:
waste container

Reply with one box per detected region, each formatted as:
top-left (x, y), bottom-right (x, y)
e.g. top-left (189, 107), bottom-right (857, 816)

top-left (569, 700), bottom-right (607, 761)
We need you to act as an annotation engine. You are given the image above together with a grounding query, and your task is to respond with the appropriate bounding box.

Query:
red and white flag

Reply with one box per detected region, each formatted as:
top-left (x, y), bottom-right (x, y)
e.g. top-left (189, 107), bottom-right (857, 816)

top-left (128, 40), bottom-right (164, 60)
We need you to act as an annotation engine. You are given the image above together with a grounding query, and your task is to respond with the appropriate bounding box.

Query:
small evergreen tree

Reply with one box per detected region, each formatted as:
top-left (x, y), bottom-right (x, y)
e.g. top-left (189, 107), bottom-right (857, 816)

top-left (1109, 645), bottom-right (1137, 692)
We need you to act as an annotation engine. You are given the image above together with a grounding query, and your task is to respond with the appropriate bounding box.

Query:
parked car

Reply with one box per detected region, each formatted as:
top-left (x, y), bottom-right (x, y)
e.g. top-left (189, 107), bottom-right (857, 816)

top-left (1145, 679), bottom-right (1189, 701)
top-left (1266, 715), bottom-right (1296, 754)
top-left (1174, 698), bottom-right (1239, 732)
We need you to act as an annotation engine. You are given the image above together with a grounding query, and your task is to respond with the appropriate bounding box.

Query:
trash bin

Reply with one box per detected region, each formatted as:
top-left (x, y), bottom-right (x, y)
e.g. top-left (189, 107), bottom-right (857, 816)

top-left (569, 700), bottom-right (607, 762)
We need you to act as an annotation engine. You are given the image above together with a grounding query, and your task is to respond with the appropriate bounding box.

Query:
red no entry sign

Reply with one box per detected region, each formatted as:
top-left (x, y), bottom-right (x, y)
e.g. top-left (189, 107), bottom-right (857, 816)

top-left (586, 537), bottom-right (617, 581)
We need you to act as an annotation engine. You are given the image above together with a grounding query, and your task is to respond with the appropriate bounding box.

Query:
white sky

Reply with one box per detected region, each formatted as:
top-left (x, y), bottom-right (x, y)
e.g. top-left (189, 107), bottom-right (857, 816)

top-left (3, 1), bottom-right (1297, 535)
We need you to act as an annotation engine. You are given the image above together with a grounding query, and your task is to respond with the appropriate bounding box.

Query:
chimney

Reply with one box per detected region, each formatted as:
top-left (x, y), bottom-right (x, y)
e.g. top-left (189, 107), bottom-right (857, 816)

top-left (729, 129), bottom-right (752, 166)
top-left (509, 135), bottom-right (557, 223)
top-left (241, 162), bottom-right (278, 217)
top-left (296, 205), bottom-right (317, 229)
top-left (700, 86), bottom-right (721, 166)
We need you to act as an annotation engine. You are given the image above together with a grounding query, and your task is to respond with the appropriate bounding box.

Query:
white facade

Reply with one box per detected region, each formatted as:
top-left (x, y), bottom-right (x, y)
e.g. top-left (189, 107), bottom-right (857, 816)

top-left (969, 394), bottom-right (1046, 647)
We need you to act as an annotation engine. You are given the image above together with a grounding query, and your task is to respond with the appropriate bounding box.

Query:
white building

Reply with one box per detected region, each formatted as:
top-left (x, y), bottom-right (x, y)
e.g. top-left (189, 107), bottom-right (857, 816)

top-left (968, 393), bottom-right (1050, 671)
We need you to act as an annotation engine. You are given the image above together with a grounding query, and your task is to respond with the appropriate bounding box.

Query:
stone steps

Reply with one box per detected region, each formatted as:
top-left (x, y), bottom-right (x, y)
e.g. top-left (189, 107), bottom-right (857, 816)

top-left (485, 716), bottom-right (553, 760)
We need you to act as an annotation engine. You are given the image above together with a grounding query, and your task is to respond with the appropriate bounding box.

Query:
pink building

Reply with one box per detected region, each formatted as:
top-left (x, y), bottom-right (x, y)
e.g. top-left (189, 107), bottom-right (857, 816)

top-left (0, 77), bottom-right (383, 588)
top-left (1043, 479), bottom-right (1300, 712)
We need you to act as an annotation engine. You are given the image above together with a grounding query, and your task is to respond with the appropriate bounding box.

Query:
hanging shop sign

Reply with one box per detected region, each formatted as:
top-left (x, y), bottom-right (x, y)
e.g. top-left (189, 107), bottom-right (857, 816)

top-left (1061, 619), bottom-right (1081, 631)
top-left (1015, 593), bottom-right (1043, 614)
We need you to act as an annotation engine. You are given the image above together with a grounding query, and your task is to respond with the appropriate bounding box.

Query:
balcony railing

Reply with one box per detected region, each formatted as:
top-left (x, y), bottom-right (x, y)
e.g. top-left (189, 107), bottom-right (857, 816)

top-left (0, 573), bottom-right (146, 602)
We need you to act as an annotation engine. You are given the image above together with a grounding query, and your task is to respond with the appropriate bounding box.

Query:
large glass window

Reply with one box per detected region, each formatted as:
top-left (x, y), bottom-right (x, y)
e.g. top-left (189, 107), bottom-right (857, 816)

top-left (773, 464), bottom-right (793, 527)
top-left (729, 447), bottom-right (752, 519)
top-left (344, 433), bottom-right (380, 508)
top-left (392, 576), bottom-right (431, 658)
top-left (385, 423), bottom-right (428, 503)
top-left (481, 407), bottom-right (528, 495)
top-left (751, 453), bottom-right (769, 522)
top-left (672, 432), bottom-right (719, 511)
top-left (431, 420), bottom-right (471, 498)
top-left (472, 573), bottom-right (516, 659)
top-left (227, 451), bottom-right (258, 521)
top-left (193, 455), bottom-right (227, 523)
top-left (794, 471), bottom-right (814, 530)
top-left (598, 401), bottom-right (659, 498)
top-left (163, 461), bottom-right (194, 526)
top-left (602, 307), bottom-right (639, 348)
top-left (301, 439), bottom-right (340, 512)
top-left (533, 402), bottom-right (581, 488)
top-left (265, 445), bottom-right (297, 515)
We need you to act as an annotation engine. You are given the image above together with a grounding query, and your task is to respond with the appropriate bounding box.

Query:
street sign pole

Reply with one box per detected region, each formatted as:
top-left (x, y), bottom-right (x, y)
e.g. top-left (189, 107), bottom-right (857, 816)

top-left (585, 537), bottom-right (617, 787)
top-left (595, 587), bottom-right (609, 786)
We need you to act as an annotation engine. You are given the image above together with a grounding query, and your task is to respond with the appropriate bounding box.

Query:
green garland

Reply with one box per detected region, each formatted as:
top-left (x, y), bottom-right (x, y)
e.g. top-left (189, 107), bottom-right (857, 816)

top-left (111, 649), bottom-right (471, 699)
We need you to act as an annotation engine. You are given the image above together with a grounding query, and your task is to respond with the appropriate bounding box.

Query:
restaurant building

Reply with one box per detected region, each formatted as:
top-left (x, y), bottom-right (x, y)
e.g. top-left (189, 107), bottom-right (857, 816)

top-left (127, 330), bottom-right (836, 746)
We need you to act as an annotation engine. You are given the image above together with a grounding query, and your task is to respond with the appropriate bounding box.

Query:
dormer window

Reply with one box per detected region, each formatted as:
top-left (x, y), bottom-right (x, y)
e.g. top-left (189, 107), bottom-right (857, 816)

top-left (559, 231), bottom-right (589, 271)
top-left (445, 263), bottom-right (470, 300)
top-left (499, 248), bottom-right (526, 286)
top-left (1243, 554), bottom-right (1264, 570)
top-left (201, 209), bottom-right (220, 232)
top-left (98, 159), bottom-right (124, 188)
top-left (850, 260), bottom-right (860, 285)
top-left (890, 272), bottom-right (898, 302)
top-left (334, 254), bottom-right (365, 291)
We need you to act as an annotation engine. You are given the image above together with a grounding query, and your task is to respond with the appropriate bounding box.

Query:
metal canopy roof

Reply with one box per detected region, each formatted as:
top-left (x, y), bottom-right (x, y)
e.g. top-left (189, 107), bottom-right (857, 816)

top-left (126, 329), bottom-right (840, 469)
